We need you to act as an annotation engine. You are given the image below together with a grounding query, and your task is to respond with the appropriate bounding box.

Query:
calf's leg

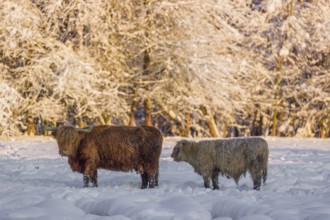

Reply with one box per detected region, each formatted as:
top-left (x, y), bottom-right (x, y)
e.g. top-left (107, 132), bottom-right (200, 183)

top-left (250, 168), bottom-right (262, 190)
top-left (211, 171), bottom-right (220, 190)
top-left (203, 176), bottom-right (211, 188)
top-left (252, 175), bottom-right (261, 191)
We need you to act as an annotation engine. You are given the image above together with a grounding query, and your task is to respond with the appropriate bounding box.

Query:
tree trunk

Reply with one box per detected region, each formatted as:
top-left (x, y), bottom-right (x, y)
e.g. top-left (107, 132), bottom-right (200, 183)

top-left (271, 56), bottom-right (283, 137)
top-left (200, 105), bottom-right (219, 137)
top-left (258, 114), bottom-right (263, 136)
top-left (144, 98), bottom-right (152, 126)
top-left (102, 113), bottom-right (111, 125)
top-left (320, 117), bottom-right (329, 138)
top-left (97, 114), bottom-right (106, 125)
top-left (44, 118), bottom-right (56, 136)
top-left (139, 0), bottom-right (152, 127)
top-left (185, 112), bottom-right (191, 137)
top-left (67, 104), bottom-right (77, 126)
top-left (129, 101), bottom-right (137, 126)
top-left (287, 0), bottom-right (294, 16)
top-left (252, 111), bottom-right (263, 136)
top-left (158, 103), bottom-right (186, 136)
top-left (222, 122), bottom-right (228, 138)
top-left (143, 0), bottom-right (151, 76)
top-left (251, 110), bottom-right (258, 136)
top-left (289, 115), bottom-right (296, 137)
top-left (26, 117), bottom-right (35, 136)
top-left (76, 117), bottom-right (86, 128)
top-left (271, 110), bottom-right (278, 136)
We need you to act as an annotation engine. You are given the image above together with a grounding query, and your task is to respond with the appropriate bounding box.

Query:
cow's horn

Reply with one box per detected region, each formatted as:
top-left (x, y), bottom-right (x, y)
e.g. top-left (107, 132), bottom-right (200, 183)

top-left (39, 116), bottom-right (57, 132)
top-left (43, 126), bottom-right (57, 132)
top-left (76, 126), bottom-right (93, 133)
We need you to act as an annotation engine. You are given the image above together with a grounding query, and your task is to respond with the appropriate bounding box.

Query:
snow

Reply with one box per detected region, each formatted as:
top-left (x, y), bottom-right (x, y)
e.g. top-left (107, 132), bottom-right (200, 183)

top-left (0, 137), bottom-right (330, 220)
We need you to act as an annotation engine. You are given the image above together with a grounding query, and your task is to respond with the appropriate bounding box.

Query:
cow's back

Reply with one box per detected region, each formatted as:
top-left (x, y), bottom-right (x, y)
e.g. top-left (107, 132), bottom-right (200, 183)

top-left (79, 126), bottom-right (141, 171)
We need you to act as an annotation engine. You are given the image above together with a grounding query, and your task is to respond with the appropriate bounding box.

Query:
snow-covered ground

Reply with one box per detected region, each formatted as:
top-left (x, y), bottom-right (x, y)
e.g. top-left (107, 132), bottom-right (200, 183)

top-left (0, 136), bottom-right (330, 220)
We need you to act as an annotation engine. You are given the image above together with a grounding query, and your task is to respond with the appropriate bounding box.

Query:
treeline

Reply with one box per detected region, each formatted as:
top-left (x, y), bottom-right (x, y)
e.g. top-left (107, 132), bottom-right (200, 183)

top-left (0, 0), bottom-right (329, 138)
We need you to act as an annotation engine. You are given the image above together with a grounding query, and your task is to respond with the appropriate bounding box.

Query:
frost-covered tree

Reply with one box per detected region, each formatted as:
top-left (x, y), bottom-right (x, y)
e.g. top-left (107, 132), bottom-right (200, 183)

top-left (234, 0), bottom-right (330, 137)
top-left (0, 0), bottom-right (329, 137)
top-left (0, 0), bottom-right (123, 135)
top-left (132, 0), bottom-right (251, 137)
top-left (0, 81), bottom-right (23, 136)
top-left (38, 0), bottom-right (248, 136)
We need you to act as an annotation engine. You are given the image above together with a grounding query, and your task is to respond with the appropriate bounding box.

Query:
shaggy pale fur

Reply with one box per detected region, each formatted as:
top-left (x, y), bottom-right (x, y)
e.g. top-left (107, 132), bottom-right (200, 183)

top-left (171, 138), bottom-right (268, 190)
top-left (52, 125), bottom-right (163, 189)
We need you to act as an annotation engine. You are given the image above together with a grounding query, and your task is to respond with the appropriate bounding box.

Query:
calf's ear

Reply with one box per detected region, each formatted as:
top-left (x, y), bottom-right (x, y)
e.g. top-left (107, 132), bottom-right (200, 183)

top-left (181, 141), bottom-right (191, 154)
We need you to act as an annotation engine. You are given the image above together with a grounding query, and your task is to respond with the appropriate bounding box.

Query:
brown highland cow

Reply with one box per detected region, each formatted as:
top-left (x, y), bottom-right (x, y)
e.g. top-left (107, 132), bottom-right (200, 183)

top-left (171, 138), bottom-right (268, 190)
top-left (48, 125), bottom-right (163, 189)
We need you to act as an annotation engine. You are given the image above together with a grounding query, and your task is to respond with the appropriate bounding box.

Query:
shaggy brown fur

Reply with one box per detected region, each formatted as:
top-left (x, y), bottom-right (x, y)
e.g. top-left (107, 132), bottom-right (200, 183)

top-left (51, 125), bottom-right (163, 188)
top-left (171, 138), bottom-right (268, 190)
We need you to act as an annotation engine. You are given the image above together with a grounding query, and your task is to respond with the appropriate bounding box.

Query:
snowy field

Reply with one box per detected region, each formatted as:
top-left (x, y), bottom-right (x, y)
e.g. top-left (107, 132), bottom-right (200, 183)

top-left (0, 136), bottom-right (330, 220)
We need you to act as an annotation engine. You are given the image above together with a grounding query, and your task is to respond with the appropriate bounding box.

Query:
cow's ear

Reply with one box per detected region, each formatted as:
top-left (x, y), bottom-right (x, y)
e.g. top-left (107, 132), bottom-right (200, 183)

top-left (52, 130), bottom-right (57, 137)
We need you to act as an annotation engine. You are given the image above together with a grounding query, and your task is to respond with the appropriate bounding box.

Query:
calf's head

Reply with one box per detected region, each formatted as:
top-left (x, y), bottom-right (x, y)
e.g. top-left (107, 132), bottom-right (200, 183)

top-left (171, 140), bottom-right (193, 162)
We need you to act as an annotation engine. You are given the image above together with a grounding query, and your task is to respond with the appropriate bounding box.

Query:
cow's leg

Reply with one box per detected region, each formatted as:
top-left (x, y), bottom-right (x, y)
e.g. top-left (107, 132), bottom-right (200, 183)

top-left (145, 166), bottom-right (157, 188)
top-left (142, 164), bottom-right (157, 189)
top-left (83, 175), bottom-right (90, 188)
top-left (141, 172), bottom-right (148, 189)
top-left (147, 161), bottom-right (159, 188)
top-left (155, 166), bottom-right (159, 187)
top-left (84, 162), bottom-right (97, 188)
top-left (148, 174), bottom-right (155, 188)
top-left (90, 170), bottom-right (98, 187)
top-left (211, 171), bottom-right (220, 190)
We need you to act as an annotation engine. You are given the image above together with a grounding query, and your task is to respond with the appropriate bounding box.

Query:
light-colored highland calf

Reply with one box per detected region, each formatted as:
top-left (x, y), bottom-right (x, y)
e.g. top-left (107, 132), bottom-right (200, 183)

top-left (171, 138), bottom-right (269, 190)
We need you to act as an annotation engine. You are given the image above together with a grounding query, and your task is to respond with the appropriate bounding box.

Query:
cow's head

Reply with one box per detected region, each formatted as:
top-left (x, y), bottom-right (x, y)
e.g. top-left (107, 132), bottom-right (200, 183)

top-left (44, 124), bottom-right (92, 157)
